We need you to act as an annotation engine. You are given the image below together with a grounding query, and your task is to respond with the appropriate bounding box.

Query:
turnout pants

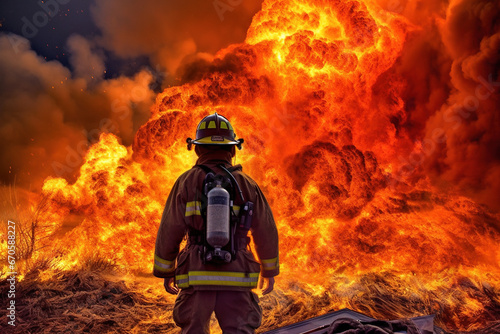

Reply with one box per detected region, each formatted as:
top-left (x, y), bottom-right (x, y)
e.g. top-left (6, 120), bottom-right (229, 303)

top-left (173, 288), bottom-right (262, 334)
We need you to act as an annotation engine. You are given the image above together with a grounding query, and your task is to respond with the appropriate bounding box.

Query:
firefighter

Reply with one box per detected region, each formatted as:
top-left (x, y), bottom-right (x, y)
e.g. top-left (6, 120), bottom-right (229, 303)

top-left (153, 112), bottom-right (279, 334)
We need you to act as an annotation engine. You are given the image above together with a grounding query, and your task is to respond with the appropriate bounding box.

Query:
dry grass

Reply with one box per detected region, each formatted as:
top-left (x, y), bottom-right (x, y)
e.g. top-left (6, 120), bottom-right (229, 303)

top-left (0, 268), bottom-right (175, 333)
top-left (0, 185), bottom-right (56, 265)
top-left (1, 267), bottom-right (499, 333)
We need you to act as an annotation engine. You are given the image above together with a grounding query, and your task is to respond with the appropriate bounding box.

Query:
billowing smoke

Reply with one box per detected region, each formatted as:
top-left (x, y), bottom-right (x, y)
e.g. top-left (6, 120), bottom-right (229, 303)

top-left (424, 0), bottom-right (500, 211)
top-left (0, 34), bottom-right (154, 189)
top-left (90, 0), bottom-right (264, 77)
top-left (67, 34), bottom-right (106, 82)
top-left (376, 0), bottom-right (500, 211)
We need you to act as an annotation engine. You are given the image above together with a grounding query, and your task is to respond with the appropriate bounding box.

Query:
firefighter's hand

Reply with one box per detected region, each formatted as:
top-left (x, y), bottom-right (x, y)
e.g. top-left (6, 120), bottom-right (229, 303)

top-left (164, 277), bottom-right (179, 295)
top-left (259, 276), bottom-right (275, 295)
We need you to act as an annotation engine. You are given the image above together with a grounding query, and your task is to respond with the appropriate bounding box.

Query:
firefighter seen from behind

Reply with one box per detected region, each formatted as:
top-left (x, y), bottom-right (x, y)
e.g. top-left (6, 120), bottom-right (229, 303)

top-left (153, 112), bottom-right (280, 334)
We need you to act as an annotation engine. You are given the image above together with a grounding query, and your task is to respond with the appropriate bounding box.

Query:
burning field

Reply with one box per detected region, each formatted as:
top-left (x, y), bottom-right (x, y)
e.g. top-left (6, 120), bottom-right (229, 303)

top-left (1, 0), bottom-right (500, 332)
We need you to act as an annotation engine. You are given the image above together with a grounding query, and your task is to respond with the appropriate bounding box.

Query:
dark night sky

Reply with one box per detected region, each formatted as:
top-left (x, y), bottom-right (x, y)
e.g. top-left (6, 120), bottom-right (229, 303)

top-left (0, 0), bottom-right (148, 78)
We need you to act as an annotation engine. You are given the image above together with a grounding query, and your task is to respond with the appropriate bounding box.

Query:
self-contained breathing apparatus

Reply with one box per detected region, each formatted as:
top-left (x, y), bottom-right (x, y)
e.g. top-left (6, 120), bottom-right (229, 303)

top-left (193, 164), bottom-right (254, 264)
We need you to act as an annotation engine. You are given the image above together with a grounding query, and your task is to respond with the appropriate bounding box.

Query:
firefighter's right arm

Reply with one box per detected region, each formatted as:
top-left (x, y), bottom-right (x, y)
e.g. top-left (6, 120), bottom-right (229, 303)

top-left (153, 178), bottom-right (187, 278)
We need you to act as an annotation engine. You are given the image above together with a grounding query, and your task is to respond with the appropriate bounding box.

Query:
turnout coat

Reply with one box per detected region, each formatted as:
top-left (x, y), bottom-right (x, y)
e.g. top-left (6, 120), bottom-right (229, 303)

top-left (153, 150), bottom-right (279, 291)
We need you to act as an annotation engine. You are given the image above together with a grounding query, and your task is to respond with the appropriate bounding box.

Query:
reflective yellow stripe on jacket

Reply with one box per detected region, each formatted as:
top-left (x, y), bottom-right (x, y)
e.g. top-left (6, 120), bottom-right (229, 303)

top-left (176, 271), bottom-right (259, 288)
top-left (154, 254), bottom-right (175, 273)
top-left (185, 201), bottom-right (201, 216)
top-left (261, 256), bottom-right (279, 271)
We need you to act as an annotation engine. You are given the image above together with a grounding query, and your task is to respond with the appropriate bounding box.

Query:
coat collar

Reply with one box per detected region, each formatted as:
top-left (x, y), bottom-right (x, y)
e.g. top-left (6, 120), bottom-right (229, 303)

top-left (195, 150), bottom-right (233, 167)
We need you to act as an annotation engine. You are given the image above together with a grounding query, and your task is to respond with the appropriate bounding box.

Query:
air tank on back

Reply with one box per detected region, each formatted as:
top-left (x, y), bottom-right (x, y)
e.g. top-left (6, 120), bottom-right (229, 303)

top-left (206, 184), bottom-right (230, 248)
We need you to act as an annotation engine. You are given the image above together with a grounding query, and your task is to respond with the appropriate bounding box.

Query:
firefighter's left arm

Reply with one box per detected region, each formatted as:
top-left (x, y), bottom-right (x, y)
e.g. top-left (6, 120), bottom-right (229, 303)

top-left (153, 178), bottom-right (187, 278)
top-left (251, 185), bottom-right (280, 278)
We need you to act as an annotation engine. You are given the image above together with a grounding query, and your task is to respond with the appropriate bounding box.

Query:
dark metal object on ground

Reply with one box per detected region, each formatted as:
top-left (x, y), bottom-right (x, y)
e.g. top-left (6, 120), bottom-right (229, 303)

top-left (263, 308), bottom-right (439, 334)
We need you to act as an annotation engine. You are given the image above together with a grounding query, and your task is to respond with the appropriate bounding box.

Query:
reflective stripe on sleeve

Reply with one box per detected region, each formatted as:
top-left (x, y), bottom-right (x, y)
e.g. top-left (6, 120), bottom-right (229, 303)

top-left (175, 271), bottom-right (259, 288)
top-left (261, 256), bottom-right (279, 271)
top-left (176, 274), bottom-right (189, 288)
top-left (185, 201), bottom-right (201, 216)
top-left (154, 254), bottom-right (175, 273)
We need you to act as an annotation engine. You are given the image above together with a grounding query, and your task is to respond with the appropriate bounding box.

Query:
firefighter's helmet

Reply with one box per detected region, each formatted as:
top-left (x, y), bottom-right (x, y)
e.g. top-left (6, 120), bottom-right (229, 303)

top-left (187, 113), bottom-right (244, 150)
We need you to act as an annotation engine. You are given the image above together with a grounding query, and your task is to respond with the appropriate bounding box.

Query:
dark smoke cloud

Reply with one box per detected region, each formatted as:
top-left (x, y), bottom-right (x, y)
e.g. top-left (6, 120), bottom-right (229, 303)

top-left (380, 0), bottom-right (500, 210)
top-left (67, 34), bottom-right (106, 83)
top-left (0, 34), bottom-right (154, 189)
top-left (424, 0), bottom-right (500, 210)
top-left (90, 0), bottom-right (264, 79)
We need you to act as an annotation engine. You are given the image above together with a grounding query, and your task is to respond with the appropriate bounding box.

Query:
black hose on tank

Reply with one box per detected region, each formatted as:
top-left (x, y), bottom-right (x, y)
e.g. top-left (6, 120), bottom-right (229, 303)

top-left (218, 164), bottom-right (245, 202)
